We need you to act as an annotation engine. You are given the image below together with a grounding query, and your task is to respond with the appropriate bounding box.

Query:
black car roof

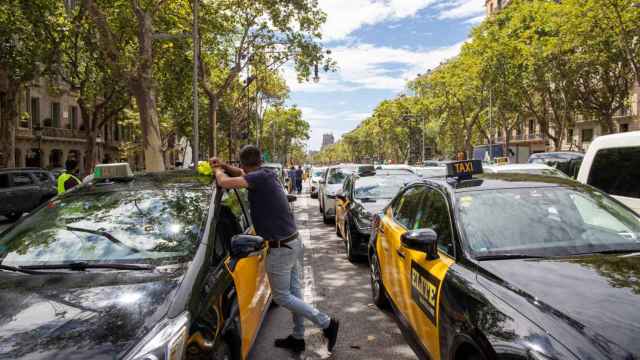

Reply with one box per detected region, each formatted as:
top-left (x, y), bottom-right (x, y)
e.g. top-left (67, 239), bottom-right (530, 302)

top-left (419, 173), bottom-right (583, 193)
top-left (73, 169), bottom-right (213, 195)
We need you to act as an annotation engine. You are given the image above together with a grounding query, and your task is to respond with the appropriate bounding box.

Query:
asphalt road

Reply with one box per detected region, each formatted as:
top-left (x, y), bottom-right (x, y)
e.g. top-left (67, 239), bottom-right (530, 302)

top-left (249, 193), bottom-right (417, 360)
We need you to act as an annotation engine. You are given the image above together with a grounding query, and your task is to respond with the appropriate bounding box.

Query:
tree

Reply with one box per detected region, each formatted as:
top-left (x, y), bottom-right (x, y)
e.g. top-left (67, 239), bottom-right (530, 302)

top-left (81, 0), bottom-right (192, 171)
top-left (198, 0), bottom-right (331, 157)
top-left (261, 106), bottom-right (309, 164)
top-left (0, 0), bottom-right (57, 168)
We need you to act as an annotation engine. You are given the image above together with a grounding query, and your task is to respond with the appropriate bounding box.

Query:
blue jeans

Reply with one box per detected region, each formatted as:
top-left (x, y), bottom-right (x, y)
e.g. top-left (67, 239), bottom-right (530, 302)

top-left (267, 237), bottom-right (330, 339)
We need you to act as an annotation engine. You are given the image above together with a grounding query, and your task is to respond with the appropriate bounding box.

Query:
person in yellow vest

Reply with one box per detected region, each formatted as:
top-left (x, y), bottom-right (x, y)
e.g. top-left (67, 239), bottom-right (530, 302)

top-left (57, 165), bottom-right (81, 195)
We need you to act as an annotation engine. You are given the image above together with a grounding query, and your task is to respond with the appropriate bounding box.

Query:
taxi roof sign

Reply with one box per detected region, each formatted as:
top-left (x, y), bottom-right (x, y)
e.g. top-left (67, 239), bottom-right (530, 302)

top-left (446, 160), bottom-right (483, 180)
top-left (94, 163), bottom-right (134, 180)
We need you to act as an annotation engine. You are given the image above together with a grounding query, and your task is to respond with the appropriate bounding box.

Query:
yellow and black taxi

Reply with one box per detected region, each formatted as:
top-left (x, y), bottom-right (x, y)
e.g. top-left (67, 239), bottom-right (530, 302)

top-left (369, 160), bottom-right (640, 360)
top-left (0, 163), bottom-right (270, 360)
top-left (335, 167), bottom-right (418, 262)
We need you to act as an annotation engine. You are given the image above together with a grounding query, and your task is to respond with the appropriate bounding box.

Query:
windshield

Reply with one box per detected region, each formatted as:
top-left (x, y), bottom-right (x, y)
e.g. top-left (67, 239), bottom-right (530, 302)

top-left (457, 187), bottom-right (640, 258)
top-left (313, 170), bottom-right (324, 177)
top-left (354, 176), bottom-right (416, 200)
top-left (327, 167), bottom-right (355, 185)
top-left (0, 189), bottom-right (210, 267)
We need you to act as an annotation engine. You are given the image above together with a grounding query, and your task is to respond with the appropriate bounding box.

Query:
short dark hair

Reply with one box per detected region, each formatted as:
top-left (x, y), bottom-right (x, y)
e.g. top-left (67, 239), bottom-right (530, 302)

top-left (239, 145), bottom-right (262, 167)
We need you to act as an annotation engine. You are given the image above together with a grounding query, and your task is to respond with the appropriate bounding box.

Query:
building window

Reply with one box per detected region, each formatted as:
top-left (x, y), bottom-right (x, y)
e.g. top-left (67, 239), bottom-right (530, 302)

top-left (582, 128), bottom-right (594, 142)
top-left (51, 102), bottom-right (61, 128)
top-left (70, 106), bottom-right (78, 129)
top-left (30, 97), bottom-right (40, 127)
top-left (620, 123), bottom-right (629, 132)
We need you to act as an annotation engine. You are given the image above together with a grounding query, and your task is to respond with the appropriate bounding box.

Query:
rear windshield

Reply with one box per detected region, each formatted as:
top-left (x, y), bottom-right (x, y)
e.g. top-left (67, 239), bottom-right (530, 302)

top-left (354, 175), bottom-right (417, 200)
top-left (327, 167), bottom-right (355, 184)
top-left (588, 147), bottom-right (640, 199)
top-left (0, 189), bottom-right (211, 267)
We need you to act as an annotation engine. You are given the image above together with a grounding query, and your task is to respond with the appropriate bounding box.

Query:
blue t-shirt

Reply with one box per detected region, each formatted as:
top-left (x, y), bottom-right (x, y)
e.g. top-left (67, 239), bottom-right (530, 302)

top-left (244, 168), bottom-right (297, 241)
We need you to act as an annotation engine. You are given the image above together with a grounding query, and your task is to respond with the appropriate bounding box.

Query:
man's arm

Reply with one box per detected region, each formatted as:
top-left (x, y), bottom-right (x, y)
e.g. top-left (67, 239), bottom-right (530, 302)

top-left (210, 157), bottom-right (244, 177)
top-left (215, 168), bottom-right (249, 189)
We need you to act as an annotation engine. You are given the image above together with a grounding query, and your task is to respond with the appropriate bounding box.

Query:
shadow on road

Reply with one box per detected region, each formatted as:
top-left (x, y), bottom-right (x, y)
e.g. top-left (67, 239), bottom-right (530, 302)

top-left (250, 195), bottom-right (417, 360)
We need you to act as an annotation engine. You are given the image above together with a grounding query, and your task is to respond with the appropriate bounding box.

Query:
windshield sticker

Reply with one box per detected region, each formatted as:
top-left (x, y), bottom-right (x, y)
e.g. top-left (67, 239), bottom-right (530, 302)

top-left (411, 261), bottom-right (440, 326)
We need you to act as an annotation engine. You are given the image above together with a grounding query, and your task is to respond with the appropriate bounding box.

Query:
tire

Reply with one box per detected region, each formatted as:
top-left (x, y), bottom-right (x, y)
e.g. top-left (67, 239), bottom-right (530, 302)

top-left (225, 312), bottom-right (242, 360)
top-left (370, 252), bottom-right (389, 309)
top-left (212, 340), bottom-right (233, 360)
top-left (335, 218), bottom-right (342, 238)
top-left (322, 209), bottom-right (332, 224)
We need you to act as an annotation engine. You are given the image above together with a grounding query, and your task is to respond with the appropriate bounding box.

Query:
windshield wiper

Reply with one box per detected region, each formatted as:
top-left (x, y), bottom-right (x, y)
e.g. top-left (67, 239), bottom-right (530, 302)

top-left (20, 262), bottom-right (155, 271)
top-left (475, 254), bottom-right (547, 261)
top-left (0, 264), bottom-right (49, 275)
top-left (65, 225), bottom-right (140, 253)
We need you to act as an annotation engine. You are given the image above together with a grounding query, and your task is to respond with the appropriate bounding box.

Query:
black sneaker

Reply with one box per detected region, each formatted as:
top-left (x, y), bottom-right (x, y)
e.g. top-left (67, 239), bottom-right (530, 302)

top-left (274, 335), bottom-right (306, 352)
top-left (323, 318), bottom-right (340, 352)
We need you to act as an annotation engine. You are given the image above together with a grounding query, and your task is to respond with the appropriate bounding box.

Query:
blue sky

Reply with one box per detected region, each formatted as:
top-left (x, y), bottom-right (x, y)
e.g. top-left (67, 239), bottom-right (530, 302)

top-left (283, 0), bottom-right (486, 150)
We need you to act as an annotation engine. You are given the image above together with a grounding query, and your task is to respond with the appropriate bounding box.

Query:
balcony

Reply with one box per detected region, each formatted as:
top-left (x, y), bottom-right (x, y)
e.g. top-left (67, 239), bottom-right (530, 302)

top-left (16, 127), bottom-right (94, 142)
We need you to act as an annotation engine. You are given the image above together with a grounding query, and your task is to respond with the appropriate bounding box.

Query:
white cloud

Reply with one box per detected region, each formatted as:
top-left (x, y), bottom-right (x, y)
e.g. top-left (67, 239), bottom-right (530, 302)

top-left (437, 0), bottom-right (485, 20)
top-left (283, 41), bottom-right (464, 93)
top-left (464, 15), bottom-right (486, 24)
top-left (298, 106), bottom-right (371, 150)
top-left (319, 0), bottom-right (438, 41)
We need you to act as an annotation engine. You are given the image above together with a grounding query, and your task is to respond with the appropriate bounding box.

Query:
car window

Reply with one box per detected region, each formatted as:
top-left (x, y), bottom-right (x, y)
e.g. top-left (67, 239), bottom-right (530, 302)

top-left (221, 190), bottom-right (251, 232)
top-left (588, 147), bottom-right (640, 199)
top-left (342, 176), bottom-right (351, 194)
top-left (393, 187), bottom-right (425, 229)
top-left (34, 172), bottom-right (52, 183)
top-left (12, 173), bottom-right (34, 186)
top-left (0, 174), bottom-right (9, 188)
top-left (355, 175), bottom-right (417, 200)
top-left (234, 188), bottom-right (253, 227)
top-left (0, 189), bottom-right (211, 266)
top-left (415, 189), bottom-right (454, 256)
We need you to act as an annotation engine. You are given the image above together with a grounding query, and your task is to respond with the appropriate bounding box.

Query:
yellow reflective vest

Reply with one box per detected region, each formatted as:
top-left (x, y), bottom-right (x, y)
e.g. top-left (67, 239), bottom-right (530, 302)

top-left (57, 172), bottom-right (81, 194)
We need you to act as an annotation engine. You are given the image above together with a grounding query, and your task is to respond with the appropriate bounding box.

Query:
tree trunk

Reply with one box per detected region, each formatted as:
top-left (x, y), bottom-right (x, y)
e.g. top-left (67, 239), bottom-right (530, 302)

top-left (598, 114), bottom-right (615, 135)
top-left (131, 83), bottom-right (165, 171)
top-left (85, 130), bottom-right (99, 175)
top-left (0, 87), bottom-right (18, 168)
top-left (207, 95), bottom-right (218, 158)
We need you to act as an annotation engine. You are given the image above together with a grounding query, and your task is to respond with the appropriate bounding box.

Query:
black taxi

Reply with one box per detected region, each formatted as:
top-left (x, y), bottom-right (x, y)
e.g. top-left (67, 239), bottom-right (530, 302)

top-left (0, 164), bottom-right (270, 360)
top-left (368, 160), bottom-right (640, 360)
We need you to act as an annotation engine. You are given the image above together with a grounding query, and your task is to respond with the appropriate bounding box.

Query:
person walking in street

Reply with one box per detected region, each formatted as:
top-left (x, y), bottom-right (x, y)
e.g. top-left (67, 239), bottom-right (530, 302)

top-left (295, 165), bottom-right (303, 194)
top-left (57, 164), bottom-right (81, 195)
top-left (211, 145), bottom-right (340, 353)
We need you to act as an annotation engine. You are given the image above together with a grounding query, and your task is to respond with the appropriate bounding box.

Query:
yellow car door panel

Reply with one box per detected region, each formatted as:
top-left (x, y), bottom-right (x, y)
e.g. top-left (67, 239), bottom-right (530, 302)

top-left (401, 187), bottom-right (457, 359)
top-left (221, 189), bottom-right (271, 359)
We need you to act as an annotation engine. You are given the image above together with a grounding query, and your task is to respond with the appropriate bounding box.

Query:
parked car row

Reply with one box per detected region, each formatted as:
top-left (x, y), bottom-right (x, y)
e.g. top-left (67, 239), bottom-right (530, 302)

top-left (0, 167), bottom-right (57, 220)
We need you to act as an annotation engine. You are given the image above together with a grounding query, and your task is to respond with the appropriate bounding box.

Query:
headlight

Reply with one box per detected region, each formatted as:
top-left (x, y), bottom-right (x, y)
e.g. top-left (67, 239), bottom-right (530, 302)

top-left (125, 312), bottom-right (190, 360)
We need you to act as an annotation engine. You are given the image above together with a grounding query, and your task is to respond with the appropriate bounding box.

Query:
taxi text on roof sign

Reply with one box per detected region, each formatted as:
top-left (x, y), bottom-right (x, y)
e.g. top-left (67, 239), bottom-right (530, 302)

top-left (446, 160), bottom-right (483, 180)
top-left (94, 163), bottom-right (134, 180)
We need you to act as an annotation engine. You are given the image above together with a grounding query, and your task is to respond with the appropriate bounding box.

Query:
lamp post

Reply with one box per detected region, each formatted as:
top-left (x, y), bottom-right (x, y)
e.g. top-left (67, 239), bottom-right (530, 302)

top-left (192, 0), bottom-right (199, 164)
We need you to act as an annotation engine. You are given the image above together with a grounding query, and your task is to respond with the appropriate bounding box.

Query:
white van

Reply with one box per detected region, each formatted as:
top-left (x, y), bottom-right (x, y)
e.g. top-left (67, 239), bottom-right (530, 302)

top-left (577, 131), bottom-right (640, 214)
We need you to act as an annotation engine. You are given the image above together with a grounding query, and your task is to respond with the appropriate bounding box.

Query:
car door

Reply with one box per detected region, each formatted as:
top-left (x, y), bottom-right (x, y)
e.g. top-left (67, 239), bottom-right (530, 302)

top-left (221, 189), bottom-right (270, 359)
top-left (10, 172), bottom-right (40, 212)
top-left (401, 187), bottom-right (456, 359)
top-left (379, 186), bottom-right (425, 316)
top-left (33, 171), bottom-right (56, 199)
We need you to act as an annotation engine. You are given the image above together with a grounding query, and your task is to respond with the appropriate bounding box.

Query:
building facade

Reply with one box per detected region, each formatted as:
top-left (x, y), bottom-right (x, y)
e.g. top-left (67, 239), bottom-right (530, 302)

top-left (486, 0), bottom-right (510, 15)
top-left (321, 133), bottom-right (335, 150)
top-left (6, 78), bottom-right (138, 175)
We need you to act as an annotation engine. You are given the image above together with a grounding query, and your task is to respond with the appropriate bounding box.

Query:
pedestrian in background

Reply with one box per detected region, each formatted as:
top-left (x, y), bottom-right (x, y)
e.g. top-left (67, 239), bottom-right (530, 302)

top-left (211, 145), bottom-right (340, 353)
top-left (295, 166), bottom-right (303, 194)
top-left (288, 166), bottom-right (297, 193)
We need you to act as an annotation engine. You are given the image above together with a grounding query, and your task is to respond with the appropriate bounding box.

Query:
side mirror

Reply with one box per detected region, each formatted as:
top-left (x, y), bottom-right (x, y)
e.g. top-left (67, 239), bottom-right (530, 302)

top-left (229, 234), bottom-right (265, 271)
top-left (287, 194), bottom-right (297, 203)
top-left (401, 229), bottom-right (439, 260)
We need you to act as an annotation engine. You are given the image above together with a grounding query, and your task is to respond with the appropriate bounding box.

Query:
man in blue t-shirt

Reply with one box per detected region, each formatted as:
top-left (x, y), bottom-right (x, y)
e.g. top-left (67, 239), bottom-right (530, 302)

top-left (211, 145), bottom-right (340, 353)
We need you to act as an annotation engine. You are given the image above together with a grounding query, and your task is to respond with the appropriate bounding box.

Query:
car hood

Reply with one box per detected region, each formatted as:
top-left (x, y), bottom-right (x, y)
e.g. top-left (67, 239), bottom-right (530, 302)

top-left (0, 269), bottom-right (185, 360)
top-left (479, 254), bottom-right (640, 358)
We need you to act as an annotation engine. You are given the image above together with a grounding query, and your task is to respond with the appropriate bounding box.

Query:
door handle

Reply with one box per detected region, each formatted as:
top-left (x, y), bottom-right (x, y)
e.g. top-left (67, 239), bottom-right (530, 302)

top-left (396, 248), bottom-right (406, 259)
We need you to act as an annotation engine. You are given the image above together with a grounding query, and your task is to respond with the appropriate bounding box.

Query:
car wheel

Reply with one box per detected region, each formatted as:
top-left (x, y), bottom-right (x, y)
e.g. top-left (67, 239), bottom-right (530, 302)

top-left (212, 339), bottom-right (233, 360)
top-left (335, 218), bottom-right (342, 238)
top-left (370, 252), bottom-right (389, 309)
top-left (322, 208), bottom-right (332, 224)
top-left (224, 311), bottom-right (242, 360)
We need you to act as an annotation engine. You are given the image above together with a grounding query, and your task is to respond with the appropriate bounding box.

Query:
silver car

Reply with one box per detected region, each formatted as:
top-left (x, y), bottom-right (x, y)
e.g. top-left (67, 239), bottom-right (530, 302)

top-left (319, 165), bottom-right (359, 224)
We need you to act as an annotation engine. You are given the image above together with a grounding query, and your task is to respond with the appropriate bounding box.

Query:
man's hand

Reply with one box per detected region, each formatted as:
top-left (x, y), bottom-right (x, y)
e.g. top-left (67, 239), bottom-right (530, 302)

top-left (209, 157), bottom-right (225, 169)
